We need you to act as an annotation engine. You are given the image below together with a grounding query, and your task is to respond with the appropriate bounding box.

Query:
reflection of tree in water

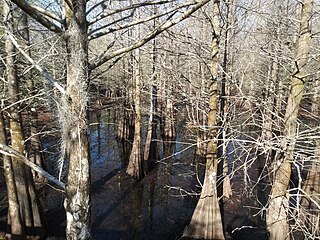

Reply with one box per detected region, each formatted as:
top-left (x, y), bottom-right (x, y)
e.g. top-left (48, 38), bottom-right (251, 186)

top-left (162, 143), bottom-right (174, 211)
top-left (35, 103), bottom-right (200, 238)
top-left (117, 140), bottom-right (132, 168)
top-left (128, 184), bottom-right (144, 238)
top-left (90, 110), bottom-right (122, 168)
top-left (147, 177), bottom-right (156, 230)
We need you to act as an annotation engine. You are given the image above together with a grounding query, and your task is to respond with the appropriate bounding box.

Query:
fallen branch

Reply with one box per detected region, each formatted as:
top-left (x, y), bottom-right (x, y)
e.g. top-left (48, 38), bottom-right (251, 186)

top-left (0, 143), bottom-right (65, 190)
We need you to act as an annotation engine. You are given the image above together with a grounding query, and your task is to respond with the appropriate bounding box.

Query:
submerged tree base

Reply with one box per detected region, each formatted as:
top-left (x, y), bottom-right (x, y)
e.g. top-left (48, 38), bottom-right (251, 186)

top-left (183, 172), bottom-right (225, 240)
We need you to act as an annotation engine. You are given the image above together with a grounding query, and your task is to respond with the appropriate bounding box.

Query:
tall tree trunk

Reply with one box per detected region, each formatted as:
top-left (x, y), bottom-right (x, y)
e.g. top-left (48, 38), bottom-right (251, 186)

top-left (257, 0), bottom-right (282, 211)
top-left (266, 0), bottom-right (313, 239)
top-left (144, 25), bottom-right (158, 166)
top-left (117, 57), bottom-right (135, 142)
top-left (163, 97), bottom-right (176, 139)
top-left (271, 0), bottom-right (287, 136)
top-left (196, 61), bottom-right (207, 157)
top-left (126, 47), bottom-right (143, 179)
top-left (4, 1), bottom-right (44, 237)
top-left (117, 60), bottom-right (128, 140)
top-left (0, 3), bottom-right (23, 237)
top-left (183, 1), bottom-right (224, 239)
top-left (219, 0), bottom-right (234, 201)
top-left (127, 5), bottom-right (143, 179)
top-left (0, 110), bottom-right (24, 237)
top-left (298, 77), bottom-right (320, 236)
top-left (18, 12), bottom-right (45, 182)
top-left (63, 1), bottom-right (91, 239)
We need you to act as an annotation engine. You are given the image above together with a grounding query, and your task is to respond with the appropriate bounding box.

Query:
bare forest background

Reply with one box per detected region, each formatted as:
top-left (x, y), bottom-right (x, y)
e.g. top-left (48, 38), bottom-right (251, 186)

top-left (0, 0), bottom-right (320, 239)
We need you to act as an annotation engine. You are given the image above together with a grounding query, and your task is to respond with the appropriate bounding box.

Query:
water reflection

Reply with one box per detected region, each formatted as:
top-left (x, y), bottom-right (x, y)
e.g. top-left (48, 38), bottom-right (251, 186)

top-left (89, 111), bottom-right (122, 169)
top-left (40, 109), bottom-right (199, 239)
top-left (89, 109), bottom-right (199, 240)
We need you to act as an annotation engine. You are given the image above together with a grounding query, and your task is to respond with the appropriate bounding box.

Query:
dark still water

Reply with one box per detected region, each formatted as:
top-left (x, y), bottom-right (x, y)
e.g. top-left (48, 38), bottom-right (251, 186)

top-left (43, 110), bottom-right (203, 240)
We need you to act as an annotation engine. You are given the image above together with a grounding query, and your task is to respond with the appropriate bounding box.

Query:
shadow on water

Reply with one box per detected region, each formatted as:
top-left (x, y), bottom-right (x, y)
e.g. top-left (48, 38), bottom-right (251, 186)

top-left (36, 109), bottom-right (198, 240)
top-left (88, 109), bottom-right (200, 239)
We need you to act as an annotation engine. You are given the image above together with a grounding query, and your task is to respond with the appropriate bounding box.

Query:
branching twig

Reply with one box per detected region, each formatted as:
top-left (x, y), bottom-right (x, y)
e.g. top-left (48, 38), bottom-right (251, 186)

top-left (10, 0), bottom-right (63, 33)
top-left (6, 31), bottom-right (66, 95)
top-left (89, 0), bottom-right (212, 69)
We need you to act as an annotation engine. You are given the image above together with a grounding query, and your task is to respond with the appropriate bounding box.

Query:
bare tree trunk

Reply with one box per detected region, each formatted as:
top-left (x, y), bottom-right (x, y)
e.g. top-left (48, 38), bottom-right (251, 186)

top-left (196, 57), bottom-right (207, 157)
top-left (298, 77), bottom-right (320, 236)
top-left (183, 1), bottom-right (224, 239)
top-left (272, 0), bottom-right (287, 136)
top-left (257, 1), bottom-right (282, 208)
top-left (266, 0), bottom-right (313, 239)
top-left (117, 60), bottom-right (127, 140)
top-left (143, 81), bottom-right (158, 162)
top-left (144, 26), bottom-right (158, 165)
top-left (19, 12), bottom-right (45, 183)
top-left (0, 110), bottom-right (24, 237)
top-left (4, 1), bottom-right (44, 237)
top-left (117, 57), bottom-right (134, 142)
top-left (163, 98), bottom-right (176, 139)
top-left (0, 4), bottom-right (23, 237)
top-left (219, 0), bottom-right (234, 201)
top-left (63, 2), bottom-right (91, 239)
top-left (126, 46), bottom-right (143, 179)
top-left (127, 4), bottom-right (143, 179)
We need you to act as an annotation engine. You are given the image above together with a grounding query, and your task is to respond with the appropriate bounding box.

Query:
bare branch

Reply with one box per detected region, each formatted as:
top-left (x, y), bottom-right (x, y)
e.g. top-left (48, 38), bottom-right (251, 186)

top-left (88, 10), bottom-right (135, 37)
top-left (11, 0), bottom-right (63, 33)
top-left (89, 0), bottom-right (212, 70)
top-left (90, 55), bottom-right (123, 80)
top-left (0, 143), bottom-right (66, 190)
top-left (7, 31), bottom-right (66, 95)
top-left (87, 0), bottom-right (173, 23)
top-left (25, 3), bottom-right (63, 23)
top-left (88, 1), bottom-right (195, 41)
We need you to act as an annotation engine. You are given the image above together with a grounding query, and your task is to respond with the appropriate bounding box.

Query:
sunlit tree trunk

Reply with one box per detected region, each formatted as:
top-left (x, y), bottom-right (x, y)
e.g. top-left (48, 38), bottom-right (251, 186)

top-left (196, 61), bottom-right (207, 157)
top-left (117, 61), bottom-right (128, 140)
top-left (163, 97), bottom-right (176, 139)
top-left (266, 0), bottom-right (313, 239)
top-left (144, 6), bottom-right (157, 162)
top-left (183, 1), bottom-right (224, 239)
top-left (126, 4), bottom-right (143, 179)
top-left (126, 49), bottom-right (143, 178)
top-left (219, 0), bottom-right (234, 201)
top-left (63, 1), bottom-right (91, 239)
top-left (4, 1), bottom-right (44, 237)
top-left (0, 110), bottom-right (24, 237)
top-left (117, 41), bottom-right (134, 142)
top-left (144, 24), bottom-right (158, 166)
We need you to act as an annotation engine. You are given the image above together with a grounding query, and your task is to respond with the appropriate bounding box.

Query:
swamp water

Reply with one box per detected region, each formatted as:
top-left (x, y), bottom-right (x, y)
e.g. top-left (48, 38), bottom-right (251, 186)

top-left (42, 110), bottom-right (203, 239)
top-left (0, 109), bottom-right (271, 239)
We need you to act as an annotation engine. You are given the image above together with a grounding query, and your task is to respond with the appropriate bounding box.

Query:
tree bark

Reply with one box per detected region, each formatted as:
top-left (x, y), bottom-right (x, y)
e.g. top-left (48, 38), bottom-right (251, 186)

top-left (126, 4), bottom-right (143, 179)
top-left (63, 1), bottom-right (91, 239)
top-left (298, 76), bottom-right (320, 236)
top-left (4, 1), bottom-right (44, 237)
top-left (266, 0), bottom-right (313, 239)
top-left (144, 26), bottom-right (158, 166)
top-left (163, 98), bottom-right (176, 139)
top-left (18, 11), bottom-right (46, 183)
top-left (183, 1), bottom-right (225, 239)
top-left (0, 110), bottom-right (24, 237)
top-left (126, 47), bottom-right (143, 179)
top-left (219, 0), bottom-right (234, 201)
